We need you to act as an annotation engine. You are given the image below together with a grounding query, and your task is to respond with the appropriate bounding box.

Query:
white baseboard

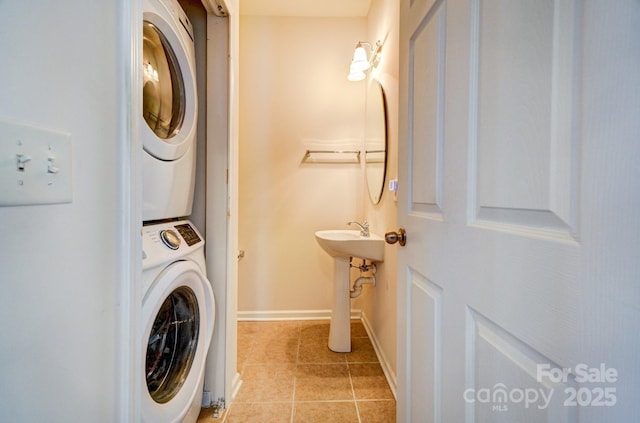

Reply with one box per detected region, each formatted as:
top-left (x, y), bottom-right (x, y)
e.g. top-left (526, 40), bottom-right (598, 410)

top-left (237, 309), bottom-right (362, 321)
top-left (361, 311), bottom-right (398, 399)
top-left (229, 371), bottom-right (242, 401)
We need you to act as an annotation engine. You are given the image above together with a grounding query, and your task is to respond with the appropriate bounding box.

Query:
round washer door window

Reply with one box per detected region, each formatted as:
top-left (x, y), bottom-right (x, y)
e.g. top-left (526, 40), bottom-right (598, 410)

top-left (142, 21), bottom-right (186, 140)
top-left (146, 286), bottom-right (199, 404)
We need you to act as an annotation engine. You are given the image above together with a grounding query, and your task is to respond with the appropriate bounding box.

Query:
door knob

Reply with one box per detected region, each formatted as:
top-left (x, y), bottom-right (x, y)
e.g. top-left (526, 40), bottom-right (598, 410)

top-left (385, 228), bottom-right (406, 246)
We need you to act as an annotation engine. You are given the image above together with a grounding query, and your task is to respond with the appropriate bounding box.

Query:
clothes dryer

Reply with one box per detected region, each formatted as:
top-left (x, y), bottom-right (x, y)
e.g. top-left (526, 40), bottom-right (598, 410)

top-left (142, 0), bottom-right (198, 221)
top-left (142, 220), bottom-right (214, 423)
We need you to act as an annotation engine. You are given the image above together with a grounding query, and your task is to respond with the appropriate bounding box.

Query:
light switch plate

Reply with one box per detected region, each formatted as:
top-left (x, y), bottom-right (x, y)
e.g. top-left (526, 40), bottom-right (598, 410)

top-left (0, 117), bottom-right (72, 206)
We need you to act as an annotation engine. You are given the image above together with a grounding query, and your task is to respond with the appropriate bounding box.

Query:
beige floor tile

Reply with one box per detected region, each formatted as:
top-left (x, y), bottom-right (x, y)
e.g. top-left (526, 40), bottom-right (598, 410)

top-left (299, 321), bottom-right (330, 341)
top-left (237, 321), bottom-right (262, 337)
top-left (225, 402), bottom-right (292, 423)
top-left (235, 364), bottom-right (296, 402)
top-left (239, 321), bottom-right (300, 341)
top-left (357, 400), bottom-right (396, 422)
top-left (298, 337), bottom-right (347, 364)
top-left (293, 401), bottom-right (359, 423)
top-left (247, 336), bottom-right (299, 364)
top-left (237, 333), bottom-right (256, 373)
top-left (350, 363), bottom-right (395, 400)
top-left (258, 320), bottom-right (301, 339)
top-left (295, 364), bottom-right (353, 401)
top-left (346, 337), bottom-right (379, 363)
top-left (237, 332), bottom-right (258, 348)
top-left (351, 321), bottom-right (369, 338)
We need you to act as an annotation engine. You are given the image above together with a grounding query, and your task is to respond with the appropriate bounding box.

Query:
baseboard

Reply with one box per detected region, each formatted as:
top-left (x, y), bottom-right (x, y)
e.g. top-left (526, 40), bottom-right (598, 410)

top-left (361, 312), bottom-right (398, 399)
top-left (230, 371), bottom-right (242, 401)
top-left (237, 309), bottom-right (363, 321)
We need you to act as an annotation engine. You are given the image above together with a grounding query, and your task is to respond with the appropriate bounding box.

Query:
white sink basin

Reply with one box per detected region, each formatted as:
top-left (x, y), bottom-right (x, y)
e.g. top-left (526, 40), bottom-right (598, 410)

top-left (315, 229), bottom-right (384, 262)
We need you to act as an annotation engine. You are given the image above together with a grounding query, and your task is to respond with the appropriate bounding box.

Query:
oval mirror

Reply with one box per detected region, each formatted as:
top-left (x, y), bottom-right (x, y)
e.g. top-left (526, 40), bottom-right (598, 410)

top-left (364, 80), bottom-right (388, 204)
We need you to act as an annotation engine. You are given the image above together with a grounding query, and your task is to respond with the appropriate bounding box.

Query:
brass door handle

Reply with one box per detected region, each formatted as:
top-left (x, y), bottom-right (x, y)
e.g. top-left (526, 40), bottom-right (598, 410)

top-left (385, 228), bottom-right (406, 246)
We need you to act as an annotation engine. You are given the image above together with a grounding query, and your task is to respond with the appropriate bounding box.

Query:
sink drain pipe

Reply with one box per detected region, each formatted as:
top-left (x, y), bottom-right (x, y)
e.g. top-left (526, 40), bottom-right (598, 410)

top-left (349, 259), bottom-right (377, 298)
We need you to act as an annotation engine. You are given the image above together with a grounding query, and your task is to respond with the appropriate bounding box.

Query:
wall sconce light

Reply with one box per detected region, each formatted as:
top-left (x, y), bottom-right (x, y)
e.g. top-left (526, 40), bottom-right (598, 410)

top-left (347, 40), bottom-right (383, 82)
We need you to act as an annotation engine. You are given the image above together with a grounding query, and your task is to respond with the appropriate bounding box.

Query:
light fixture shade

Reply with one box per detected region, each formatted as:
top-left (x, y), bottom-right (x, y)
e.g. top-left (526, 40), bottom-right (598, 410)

top-left (350, 45), bottom-right (370, 72)
top-left (347, 68), bottom-right (366, 81)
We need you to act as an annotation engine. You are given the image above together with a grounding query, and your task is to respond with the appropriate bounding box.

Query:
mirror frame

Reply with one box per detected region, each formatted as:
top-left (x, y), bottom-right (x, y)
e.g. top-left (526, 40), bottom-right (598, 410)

top-left (364, 79), bottom-right (389, 205)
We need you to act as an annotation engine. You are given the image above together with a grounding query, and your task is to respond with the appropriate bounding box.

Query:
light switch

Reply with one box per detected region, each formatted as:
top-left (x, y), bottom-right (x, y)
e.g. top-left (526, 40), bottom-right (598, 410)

top-left (0, 117), bottom-right (72, 206)
top-left (389, 179), bottom-right (398, 202)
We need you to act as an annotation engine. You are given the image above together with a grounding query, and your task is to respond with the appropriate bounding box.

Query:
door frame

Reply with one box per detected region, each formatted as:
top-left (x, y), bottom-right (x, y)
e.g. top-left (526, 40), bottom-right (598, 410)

top-left (201, 0), bottom-right (241, 405)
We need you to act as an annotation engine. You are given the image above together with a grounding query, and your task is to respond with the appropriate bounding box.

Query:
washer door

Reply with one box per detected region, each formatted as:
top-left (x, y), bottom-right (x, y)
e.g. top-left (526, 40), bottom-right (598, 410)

top-left (146, 285), bottom-right (198, 403)
top-left (142, 10), bottom-right (197, 161)
top-left (142, 260), bottom-right (215, 423)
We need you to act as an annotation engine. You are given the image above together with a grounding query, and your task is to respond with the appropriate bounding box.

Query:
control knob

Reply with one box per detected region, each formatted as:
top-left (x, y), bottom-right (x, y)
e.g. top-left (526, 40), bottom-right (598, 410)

top-left (160, 229), bottom-right (181, 250)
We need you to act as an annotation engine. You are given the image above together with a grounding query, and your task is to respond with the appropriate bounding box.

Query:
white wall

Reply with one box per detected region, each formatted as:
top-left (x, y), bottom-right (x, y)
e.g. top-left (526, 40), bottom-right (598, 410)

top-left (0, 2), bottom-right (132, 421)
top-left (238, 16), bottom-right (367, 314)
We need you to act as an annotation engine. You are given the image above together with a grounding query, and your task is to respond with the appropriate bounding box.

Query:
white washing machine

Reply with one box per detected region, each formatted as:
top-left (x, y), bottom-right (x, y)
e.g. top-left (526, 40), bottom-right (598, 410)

top-left (142, 0), bottom-right (198, 221)
top-left (142, 220), bottom-right (215, 423)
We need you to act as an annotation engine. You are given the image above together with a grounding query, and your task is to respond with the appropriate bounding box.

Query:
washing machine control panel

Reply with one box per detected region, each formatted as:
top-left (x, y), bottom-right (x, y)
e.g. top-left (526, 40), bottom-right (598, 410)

top-left (158, 224), bottom-right (201, 250)
top-left (174, 223), bottom-right (201, 246)
top-left (142, 220), bottom-right (205, 270)
top-left (160, 229), bottom-right (181, 250)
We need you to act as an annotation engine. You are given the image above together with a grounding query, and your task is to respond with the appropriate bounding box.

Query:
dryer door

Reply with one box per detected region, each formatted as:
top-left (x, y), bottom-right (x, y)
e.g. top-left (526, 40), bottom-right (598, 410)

top-left (142, 12), bottom-right (197, 161)
top-left (142, 260), bottom-right (215, 423)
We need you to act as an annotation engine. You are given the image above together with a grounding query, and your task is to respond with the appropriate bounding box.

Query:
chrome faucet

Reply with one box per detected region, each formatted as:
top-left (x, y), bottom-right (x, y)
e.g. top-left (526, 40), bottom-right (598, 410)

top-left (347, 220), bottom-right (370, 237)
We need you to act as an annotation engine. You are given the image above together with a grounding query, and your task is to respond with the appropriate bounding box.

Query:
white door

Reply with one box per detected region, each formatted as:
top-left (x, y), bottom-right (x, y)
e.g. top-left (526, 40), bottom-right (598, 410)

top-left (397, 0), bottom-right (640, 421)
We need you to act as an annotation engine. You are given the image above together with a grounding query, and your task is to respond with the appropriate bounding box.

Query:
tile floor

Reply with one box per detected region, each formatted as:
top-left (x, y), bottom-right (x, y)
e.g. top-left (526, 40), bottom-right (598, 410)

top-left (197, 320), bottom-right (396, 422)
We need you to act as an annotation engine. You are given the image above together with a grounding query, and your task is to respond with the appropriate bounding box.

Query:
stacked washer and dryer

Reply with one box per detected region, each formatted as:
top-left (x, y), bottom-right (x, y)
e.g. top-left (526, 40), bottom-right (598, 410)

top-left (141, 0), bottom-right (215, 422)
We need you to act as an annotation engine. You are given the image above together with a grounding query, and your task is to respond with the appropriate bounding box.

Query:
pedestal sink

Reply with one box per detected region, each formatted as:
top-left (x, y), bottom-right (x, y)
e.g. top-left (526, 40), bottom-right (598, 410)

top-left (314, 230), bottom-right (384, 352)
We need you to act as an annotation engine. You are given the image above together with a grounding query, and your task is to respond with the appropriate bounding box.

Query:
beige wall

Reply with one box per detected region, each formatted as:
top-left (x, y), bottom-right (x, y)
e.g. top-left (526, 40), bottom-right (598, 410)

top-left (360, 0), bottom-right (400, 387)
top-left (237, 0), bottom-right (399, 386)
top-left (238, 16), bottom-right (368, 313)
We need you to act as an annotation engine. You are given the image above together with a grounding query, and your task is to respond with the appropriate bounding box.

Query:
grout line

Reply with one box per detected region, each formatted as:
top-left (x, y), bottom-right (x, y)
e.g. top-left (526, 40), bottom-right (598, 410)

top-left (291, 322), bottom-right (300, 423)
top-left (346, 361), bottom-right (363, 423)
